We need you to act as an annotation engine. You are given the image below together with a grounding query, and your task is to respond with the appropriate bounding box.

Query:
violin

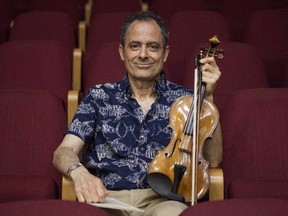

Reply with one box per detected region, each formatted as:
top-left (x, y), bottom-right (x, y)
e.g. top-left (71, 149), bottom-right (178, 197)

top-left (147, 36), bottom-right (223, 204)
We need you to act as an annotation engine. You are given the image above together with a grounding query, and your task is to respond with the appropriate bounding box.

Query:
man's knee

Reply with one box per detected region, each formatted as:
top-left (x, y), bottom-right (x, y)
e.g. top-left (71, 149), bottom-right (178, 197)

top-left (144, 200), bottom-right (188, 216)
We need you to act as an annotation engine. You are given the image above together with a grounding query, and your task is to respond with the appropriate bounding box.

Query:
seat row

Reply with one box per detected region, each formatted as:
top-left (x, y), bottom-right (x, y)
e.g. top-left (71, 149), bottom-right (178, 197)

top-left (2, 2), bottom-right (287, 91)
top-left (2, 9), bottom-right (288, 117)
top-left (79, 8), bottom-right (288, 92)
top-left (144, 0), bottom-right (288, 41)
top-left (2, 87), bottom-right (288, 208)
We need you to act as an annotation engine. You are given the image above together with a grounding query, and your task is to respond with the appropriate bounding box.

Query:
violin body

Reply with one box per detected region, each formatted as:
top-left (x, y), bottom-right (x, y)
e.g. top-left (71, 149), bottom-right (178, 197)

top-left (148, 35), bottom-right (222, 203)
top-left (148, 95), bottom-right (219, 202)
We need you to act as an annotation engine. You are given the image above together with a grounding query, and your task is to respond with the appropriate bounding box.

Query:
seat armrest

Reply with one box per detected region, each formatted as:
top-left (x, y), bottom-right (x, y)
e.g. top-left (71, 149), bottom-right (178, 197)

top-left (72, 48), bottom-right (82, 90)
top-left (67, 90), bottom-right (81, 125)
top-left (78, 21), bottom-right (86, 53)
top-left (141, 2), bottom-right (149, 11)
top-left (85, 1), bottom-right (93, 26)
top-left (209, 168), bottom-right (224, 200)
top-left (62, 175), bottom-right (76, 201)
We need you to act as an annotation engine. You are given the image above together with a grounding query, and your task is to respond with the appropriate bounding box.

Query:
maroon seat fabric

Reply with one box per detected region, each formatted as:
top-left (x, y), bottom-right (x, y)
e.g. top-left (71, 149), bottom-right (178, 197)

top-left (228, 180), bottom-right (288, 199)
top-left (166, 10), bottom-right (230, 85)
top-left (0, 89), bottom-right (67, 202)
top-left (9, 11), bottom-right (76, 55)
top-left (181, 198), bottom-right (288, 216)
top-left (83, 42), bottom-right (126, 95)
top-left (10, 0), bottom-right (30, 17)
top-left (0, 0), bottom-right (13, 44)
top-left (283, 57), bottom-right (288, 87)
top-left (0, 200), bottom-right (108, 216)
top-left (28, 0), bottom-right (84, 29)
top-left (91, 0), bottom-right (140, 18)
top-left (221, 88), bottom-right (288, 199)
top-left (0, 176), bottom-right (58, 203)
top-left (0, 40), bottom-right (71, 105)
top-left (182, 42), bottom-right (269, 113)
top-left (244, 9), bottom-right (288, 87)
top-left (222, 0), bottom-right (275, 42)
top-left (148, 0), bottom-right (224, 23)
top-left (84, 12), bottom-right (131, 77)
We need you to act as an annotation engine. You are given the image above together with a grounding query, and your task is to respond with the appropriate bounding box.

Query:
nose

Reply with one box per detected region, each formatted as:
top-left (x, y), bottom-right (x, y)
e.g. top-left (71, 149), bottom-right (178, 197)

top-left (139, 45), bottom-right (148, 59)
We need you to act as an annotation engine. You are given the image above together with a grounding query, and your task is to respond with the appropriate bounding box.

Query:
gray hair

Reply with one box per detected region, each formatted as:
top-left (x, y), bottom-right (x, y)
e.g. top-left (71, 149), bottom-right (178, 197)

top-left (120, 11), bottom-right (169, 48)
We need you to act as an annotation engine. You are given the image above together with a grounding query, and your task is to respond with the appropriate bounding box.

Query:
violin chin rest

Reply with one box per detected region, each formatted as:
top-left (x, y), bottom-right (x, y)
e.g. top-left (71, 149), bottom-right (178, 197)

top-left (147, 172), bottom-right (185, 202)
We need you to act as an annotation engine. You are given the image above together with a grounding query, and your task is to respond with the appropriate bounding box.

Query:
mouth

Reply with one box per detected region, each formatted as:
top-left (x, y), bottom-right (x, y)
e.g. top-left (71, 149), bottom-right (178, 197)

top-left (134, 62), bottom-right (153, 69)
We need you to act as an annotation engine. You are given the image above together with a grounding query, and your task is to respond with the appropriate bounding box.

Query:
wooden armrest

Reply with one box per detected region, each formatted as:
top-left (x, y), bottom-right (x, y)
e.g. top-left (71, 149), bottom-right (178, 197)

top-left (209, 168), bottom-right (224, 201)
top-left (72, 48), bottom-right (82, 90)
top-left (85, 1), bottom-right (93, 26)
top-left (141, 2), bottom-right (149, 11)
top-left (78, 21), bottom-right (86, 53)
top-left (62, 175), bottom-right (76, 201)
top-left (67, 90), bottom-right (81, 125)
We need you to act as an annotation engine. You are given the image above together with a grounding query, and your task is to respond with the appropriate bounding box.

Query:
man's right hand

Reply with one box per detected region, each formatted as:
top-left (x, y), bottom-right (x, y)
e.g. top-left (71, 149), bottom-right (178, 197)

top-left (70, 166), bottom-right (109, 203)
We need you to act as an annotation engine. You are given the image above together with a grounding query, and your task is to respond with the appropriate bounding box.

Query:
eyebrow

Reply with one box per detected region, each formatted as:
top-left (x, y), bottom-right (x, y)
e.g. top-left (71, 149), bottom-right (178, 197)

top-left (128, 41), bottom-right (161, 46)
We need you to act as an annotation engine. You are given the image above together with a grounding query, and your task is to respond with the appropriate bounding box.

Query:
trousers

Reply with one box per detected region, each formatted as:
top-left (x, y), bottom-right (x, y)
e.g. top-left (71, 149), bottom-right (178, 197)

top-left (104, 188), bottom-right (188, 216)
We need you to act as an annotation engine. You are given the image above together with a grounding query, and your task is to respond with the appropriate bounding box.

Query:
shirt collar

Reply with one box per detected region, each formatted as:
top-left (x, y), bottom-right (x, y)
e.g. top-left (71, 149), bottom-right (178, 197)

top-left (119, 71), bottom-right (168, 97)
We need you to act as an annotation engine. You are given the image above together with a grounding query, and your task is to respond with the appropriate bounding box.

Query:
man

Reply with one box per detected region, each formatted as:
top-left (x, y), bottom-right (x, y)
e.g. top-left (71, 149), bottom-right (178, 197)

top-left (53, 11), bottom-right (222, 216)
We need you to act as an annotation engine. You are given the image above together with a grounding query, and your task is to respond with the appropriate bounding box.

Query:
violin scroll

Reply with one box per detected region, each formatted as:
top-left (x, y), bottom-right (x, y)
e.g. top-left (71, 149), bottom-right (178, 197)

top-left (200, 35), bottom-right (224, 60)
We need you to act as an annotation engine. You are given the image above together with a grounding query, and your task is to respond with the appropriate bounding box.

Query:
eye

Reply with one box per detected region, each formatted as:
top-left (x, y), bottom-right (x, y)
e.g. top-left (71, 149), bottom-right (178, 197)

top-left (147, 44), bottom-right (160, 52)
top-left (129, 43), bottom-right (140, 51)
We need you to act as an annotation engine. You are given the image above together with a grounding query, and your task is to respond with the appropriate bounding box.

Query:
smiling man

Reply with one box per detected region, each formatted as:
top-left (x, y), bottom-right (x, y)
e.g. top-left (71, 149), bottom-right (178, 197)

top-left (53, 11), bottom-right (222, 216)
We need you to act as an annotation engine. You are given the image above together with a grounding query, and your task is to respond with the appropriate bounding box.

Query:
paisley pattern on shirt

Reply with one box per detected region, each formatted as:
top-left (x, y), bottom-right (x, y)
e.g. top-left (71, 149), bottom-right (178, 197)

top-left (67, 72), bottom-right (192, 190)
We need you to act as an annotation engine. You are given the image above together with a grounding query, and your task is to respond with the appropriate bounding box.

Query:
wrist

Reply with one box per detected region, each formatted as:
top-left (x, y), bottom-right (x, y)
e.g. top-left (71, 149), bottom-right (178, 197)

top-left (67, 162), bottom-right (83, 178)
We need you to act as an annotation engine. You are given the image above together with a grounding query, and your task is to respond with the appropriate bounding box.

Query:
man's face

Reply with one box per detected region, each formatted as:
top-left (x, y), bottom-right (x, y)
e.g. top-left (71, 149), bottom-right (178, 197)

top-left (119, 20), bottom-right (169, 82)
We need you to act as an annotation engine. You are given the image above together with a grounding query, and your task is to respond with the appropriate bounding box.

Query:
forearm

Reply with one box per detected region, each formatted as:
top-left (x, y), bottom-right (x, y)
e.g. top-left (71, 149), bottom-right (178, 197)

top-left (53, 146), bottom-right (81, 176)
top-left (53, 144), bottom-right (108, 203)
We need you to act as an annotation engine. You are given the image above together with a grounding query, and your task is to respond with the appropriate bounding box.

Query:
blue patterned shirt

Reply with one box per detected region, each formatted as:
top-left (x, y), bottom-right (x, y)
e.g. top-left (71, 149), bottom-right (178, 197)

top-left (67, 72), bottom-right (192, 190)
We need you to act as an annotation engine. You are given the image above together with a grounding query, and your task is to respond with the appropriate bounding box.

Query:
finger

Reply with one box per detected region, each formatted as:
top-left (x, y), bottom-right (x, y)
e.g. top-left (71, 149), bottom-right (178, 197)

top-left (200, 56), bottom-right (215, 65)
top-left (202, 70), bottom-right (220, 81)
top-left (90, 188), bottom-right (100, 203)
top-left (75, 191), bottom-right (86, 203)
top-left (96, 187), bottom-right (109, 203)
top-left (202, 62), bottom-right (220, 73)
top-left (83, 189), bottom-right (93, 203)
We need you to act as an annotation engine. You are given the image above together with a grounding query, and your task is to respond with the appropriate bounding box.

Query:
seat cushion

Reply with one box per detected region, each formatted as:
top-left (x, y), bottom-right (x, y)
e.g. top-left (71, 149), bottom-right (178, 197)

top-left (228, 180), bottom-right (288, 199)
top-left (0, 176), bottom-right (58, 203)
top-left (0, 200), bottom-right (108, 216)
top-left (181, 198), bottom-right (288, 216)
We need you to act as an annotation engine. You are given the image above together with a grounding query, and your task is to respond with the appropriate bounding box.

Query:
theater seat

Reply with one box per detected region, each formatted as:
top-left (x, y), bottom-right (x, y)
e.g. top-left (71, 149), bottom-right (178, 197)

top-left (0, 89), bottom-right (67, 202)
top-left (221, 88), bottom-right (288, 199)
top-left (0, 40), bottom-right (71, 107)
top-left (83, 42), bottom-right (126, 95)
top-left (244, 9), bottom-right (288, 87)
top-left (9, 11), bottom-right (81, 91)
top-left (28, 0), bottom-right (84, 29)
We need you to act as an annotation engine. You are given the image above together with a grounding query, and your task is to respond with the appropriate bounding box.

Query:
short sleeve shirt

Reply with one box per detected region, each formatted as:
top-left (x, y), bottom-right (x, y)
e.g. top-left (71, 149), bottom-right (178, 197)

top-left (67, 72), bottom-right (192, 190)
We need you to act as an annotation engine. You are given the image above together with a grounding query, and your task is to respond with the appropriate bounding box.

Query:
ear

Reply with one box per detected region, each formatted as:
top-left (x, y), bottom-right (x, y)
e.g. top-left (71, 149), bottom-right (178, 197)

top-left (163, 45), bottom-right (169, 62)
top-left (119, 44), bottom-right (125, 61)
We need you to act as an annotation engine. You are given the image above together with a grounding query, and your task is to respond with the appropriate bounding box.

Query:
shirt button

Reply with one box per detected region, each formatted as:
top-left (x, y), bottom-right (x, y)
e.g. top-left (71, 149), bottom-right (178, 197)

top-left (141, 147), bottom-right (145, 151)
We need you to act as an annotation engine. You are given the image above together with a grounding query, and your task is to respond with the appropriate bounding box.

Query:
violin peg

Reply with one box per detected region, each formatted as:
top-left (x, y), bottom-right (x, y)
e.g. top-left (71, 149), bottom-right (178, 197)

top-left (216, 48), bottom-right (224, 60)
top-left (216, 53), bottom-right (224, 60)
